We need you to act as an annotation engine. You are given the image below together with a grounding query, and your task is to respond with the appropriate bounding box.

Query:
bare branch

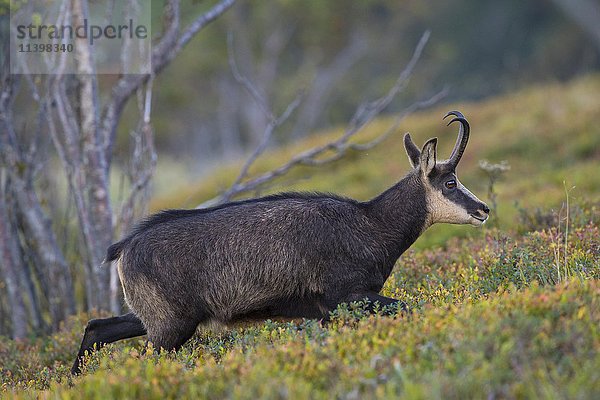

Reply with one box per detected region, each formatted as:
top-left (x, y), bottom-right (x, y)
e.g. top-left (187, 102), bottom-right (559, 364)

top-left (0, 172), bottom-right (29, 338)
top-left (101, 0), bottom-right (237, 156)
top-left (0, 76), bottom-right (21, 170)
top-left (218, 95), bottom-right (303, 205)
top-left (118, 76), bottom-right (158, 233)
top-left (198, 31), bottom-right (441, 208)
top-left (113, 76), bottom-right (157, 314)
top-left (178, 0), bottom-right (237, 51)
top-left (346, 30), bottom-right (430, 133)
top-left (200, 34), bottom-right (304, 206)
top-left (348, 87), bottom-right (448, 152)
top-left (49, 78), bottom-right (81, 169)
top-left (291, 31), bottom-right (369, 139)
top-left (0, 79), bottom-right (77, 324)
top-left (227, 32), bottom-right (274, 120)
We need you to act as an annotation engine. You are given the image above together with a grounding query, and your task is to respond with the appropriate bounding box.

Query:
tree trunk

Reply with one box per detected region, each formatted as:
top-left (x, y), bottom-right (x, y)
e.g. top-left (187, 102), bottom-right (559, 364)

top-left (0, 179), bottom-right (29, 339)
top-left (1, 74), bottom-right (76, 331)
top-left (71, 0), bottom-right (112, 311)
top-left (0, 0), bottom-right (237, 331)
top-left (13, 177), bottom-right (77, 328)
top-left (5, 180), bottom-right (44, 333)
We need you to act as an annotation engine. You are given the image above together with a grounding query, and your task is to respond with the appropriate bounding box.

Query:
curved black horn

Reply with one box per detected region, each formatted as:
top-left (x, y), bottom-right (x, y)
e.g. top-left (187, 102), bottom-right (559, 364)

top-left (443, 110), bottom-right (470, 167)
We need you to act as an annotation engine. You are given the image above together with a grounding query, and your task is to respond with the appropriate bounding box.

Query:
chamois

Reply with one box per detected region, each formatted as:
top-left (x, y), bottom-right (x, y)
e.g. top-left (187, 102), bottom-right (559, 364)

top-left (71, 111), bottom-right (489, 374)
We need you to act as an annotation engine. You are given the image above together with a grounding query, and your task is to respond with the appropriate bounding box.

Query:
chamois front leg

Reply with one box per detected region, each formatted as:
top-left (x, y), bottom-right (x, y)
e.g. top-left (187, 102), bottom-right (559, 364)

top-left (71, 312), bottom-right (147, 375)
top-left (343, 292), bottom-right (409, 315)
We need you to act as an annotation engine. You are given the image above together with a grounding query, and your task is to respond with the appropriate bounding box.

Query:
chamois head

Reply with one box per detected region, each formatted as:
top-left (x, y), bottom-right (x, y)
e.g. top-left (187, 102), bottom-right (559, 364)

top-left (404, 111), bottom-right (490, 227)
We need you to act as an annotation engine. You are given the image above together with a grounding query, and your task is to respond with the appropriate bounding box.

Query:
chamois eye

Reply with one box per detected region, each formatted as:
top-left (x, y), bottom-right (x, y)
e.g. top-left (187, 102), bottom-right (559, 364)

top-left (445, 180), bottom-right (457, 190)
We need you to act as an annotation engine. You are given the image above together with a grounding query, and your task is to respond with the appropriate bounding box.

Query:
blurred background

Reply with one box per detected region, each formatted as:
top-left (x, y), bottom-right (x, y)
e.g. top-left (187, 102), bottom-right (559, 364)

top-left (138, 0), bottom-right (600, 173)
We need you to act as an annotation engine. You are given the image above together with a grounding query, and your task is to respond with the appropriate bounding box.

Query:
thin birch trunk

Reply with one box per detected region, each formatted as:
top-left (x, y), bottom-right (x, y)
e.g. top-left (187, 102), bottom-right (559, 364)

top-left (0, 176), bottom-right (29, 339)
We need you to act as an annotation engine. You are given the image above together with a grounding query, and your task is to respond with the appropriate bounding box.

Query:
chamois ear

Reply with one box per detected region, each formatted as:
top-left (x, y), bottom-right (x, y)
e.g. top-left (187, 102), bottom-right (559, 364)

top-left (403, 133), bottom-right (420, 168)
top-left (419, 138), bottom-right (437, 176)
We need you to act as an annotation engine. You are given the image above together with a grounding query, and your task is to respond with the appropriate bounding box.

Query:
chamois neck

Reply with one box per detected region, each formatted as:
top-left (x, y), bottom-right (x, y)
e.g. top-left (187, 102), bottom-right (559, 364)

top-left (364, 171), bottom-right (428, 258)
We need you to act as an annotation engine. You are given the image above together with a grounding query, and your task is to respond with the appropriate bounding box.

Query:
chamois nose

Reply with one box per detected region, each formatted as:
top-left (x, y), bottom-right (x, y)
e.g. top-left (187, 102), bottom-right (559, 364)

top-left (482, 204), bottom-right (490, 214)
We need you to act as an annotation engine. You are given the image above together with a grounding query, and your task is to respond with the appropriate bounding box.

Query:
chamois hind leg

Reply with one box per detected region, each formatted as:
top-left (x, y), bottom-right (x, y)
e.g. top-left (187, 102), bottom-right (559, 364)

top-left (71, 313), bottom-right (147, 375)
top-left (144, 318), bottom-right (200, 354)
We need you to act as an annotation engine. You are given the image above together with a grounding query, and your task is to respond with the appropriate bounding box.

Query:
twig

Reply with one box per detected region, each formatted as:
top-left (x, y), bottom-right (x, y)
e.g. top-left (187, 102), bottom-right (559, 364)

top-left (290, 31), bottom-right (368, 139)
top-left (348, 87), bottom-right (448, 152)
top-left (101, 0), bottom-right (237, 158)
top-left (348, 31), bottom-right (430, 131)
top-left (198, 31), bottom-right (442, 208)
top-left (227, 32), bottom-right (274, 120)
top-left (214, 33), bottom-right (304, 204)
top-left (118, 76), bottom-right (157, 233)
top-left (178, 0), bottom-right (237, 50)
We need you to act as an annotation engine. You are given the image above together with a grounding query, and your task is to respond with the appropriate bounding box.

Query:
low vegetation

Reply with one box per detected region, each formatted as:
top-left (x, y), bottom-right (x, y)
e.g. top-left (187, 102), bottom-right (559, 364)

top-left (1, 76), bottom-right (599, 398)
top-left (1, 215), bottom-right (598, 398)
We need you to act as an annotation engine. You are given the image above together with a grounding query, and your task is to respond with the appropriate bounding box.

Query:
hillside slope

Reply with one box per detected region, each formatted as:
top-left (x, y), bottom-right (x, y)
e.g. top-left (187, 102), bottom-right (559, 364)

top-left (150, 74), bottom-right (600, 247)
